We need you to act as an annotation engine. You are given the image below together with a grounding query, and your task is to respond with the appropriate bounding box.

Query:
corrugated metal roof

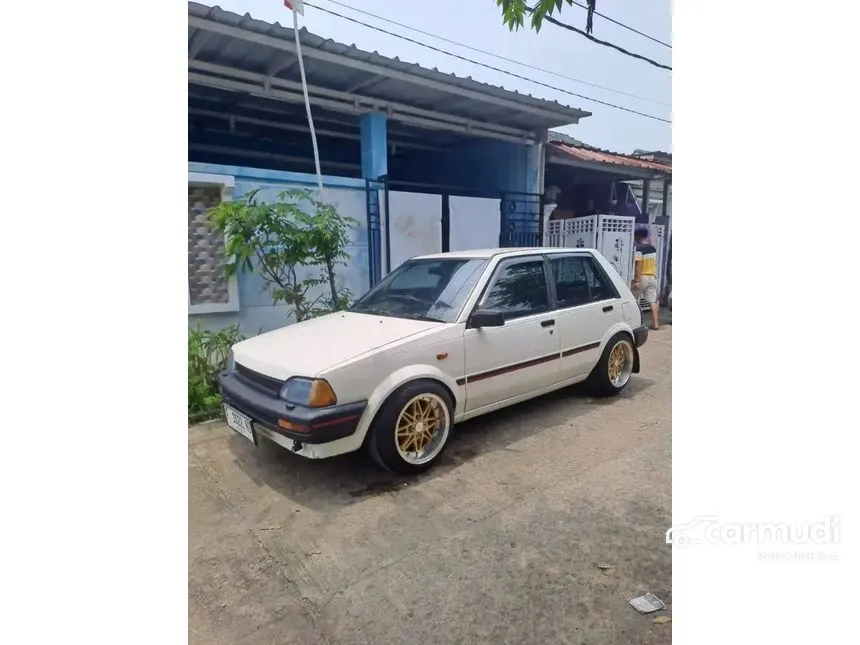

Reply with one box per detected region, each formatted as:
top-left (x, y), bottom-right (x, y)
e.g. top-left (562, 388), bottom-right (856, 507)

top-left (547, 131), bottom-right (592, 148)
top-left (549, 141), bottom-right (672, 175)
top-left (632, 149), bottom-right (672, 163)
top-left (188, 2), bottom-right (590, 133)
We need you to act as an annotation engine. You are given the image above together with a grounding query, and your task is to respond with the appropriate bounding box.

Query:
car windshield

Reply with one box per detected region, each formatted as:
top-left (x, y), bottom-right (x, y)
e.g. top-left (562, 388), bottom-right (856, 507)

top-left (349, 258), bottom-right (489, 323)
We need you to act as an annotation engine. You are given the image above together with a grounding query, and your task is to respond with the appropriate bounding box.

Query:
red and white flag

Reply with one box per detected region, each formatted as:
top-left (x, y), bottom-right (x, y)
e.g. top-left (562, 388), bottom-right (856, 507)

top-left (284, 0), bottom-right (304, 15)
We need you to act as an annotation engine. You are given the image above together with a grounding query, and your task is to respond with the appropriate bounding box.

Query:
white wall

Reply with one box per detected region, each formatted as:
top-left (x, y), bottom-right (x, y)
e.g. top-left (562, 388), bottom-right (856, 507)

top-left (449, 196), bottom-right (500, 251)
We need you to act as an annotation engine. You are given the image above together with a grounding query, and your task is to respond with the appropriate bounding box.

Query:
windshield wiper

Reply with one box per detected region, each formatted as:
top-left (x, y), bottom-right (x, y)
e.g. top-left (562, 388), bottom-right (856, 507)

top-left (352, 308), bottom-right (444, 323)
top-left (353, 307), bottom-right (391, 317)
top-left (400, 313), bottom-right (445, 323)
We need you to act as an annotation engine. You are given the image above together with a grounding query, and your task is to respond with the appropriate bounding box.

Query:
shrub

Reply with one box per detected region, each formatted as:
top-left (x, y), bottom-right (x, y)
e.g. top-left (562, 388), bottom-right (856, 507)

top-left (188, 324), bottom-right (244, 422)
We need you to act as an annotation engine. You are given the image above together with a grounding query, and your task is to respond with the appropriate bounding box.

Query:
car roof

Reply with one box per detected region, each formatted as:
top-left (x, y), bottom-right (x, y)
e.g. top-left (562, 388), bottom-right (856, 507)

top-left (413, 247), bottom-right (597, 260)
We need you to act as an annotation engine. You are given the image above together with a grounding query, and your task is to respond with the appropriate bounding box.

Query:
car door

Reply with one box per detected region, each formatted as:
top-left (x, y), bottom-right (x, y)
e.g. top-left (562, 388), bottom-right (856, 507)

top-left (463, 256), bottom-right (561, 412)
top-left (549, 253), bottom-right (625, 380)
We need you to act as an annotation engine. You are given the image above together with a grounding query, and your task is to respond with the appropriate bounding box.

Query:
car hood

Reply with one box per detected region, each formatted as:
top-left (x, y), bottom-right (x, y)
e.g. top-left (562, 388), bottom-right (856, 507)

top-left (231, 311), bottom-right (443, 380)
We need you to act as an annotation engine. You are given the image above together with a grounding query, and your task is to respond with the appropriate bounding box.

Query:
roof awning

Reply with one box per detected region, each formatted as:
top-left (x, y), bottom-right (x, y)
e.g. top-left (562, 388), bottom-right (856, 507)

top-left (548, 141), bottom-right (672, 179)
top-left (188, 2), bottom-right (591, 145)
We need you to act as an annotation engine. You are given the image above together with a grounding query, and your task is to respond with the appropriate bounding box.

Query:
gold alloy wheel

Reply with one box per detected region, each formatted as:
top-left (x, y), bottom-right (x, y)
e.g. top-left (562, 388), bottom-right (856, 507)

top-left (395, 393), bottom-right (450, 465)
top-left (607, 340), bottom-right (634, 388)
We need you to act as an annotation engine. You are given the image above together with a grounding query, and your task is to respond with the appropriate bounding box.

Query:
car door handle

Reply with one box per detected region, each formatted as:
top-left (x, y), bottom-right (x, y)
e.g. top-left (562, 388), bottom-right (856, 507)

top-left (602, 305), bottom-right (614, 313)
top-left (541, 319), bottom-right (555, 328)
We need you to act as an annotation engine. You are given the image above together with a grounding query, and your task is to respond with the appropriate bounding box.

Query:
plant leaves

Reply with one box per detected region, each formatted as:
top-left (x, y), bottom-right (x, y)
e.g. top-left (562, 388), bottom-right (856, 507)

top-left (203, 189), bottom-right (356, 322)
top-left (188, 323), bottom-right (244, 416)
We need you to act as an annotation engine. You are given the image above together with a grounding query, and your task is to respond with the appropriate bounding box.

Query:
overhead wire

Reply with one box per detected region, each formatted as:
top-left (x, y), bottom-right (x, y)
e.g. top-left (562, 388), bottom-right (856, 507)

top-left (316, 0), bottom-right (668, 107)
top-left (541, 13), bottom-right (672, 70)
top-left (303, 1), bottom-right (671, 124)
top-left (569, 0), bottom-right (671, 49)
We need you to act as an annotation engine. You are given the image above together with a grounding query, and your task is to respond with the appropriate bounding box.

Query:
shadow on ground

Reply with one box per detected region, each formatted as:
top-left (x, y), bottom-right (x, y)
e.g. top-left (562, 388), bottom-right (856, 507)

top-left (224, 376), bottom-right (656, 511)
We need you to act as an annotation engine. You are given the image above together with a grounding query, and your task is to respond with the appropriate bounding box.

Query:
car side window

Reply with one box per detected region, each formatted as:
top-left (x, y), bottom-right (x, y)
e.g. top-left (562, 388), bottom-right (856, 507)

top-left (582, 258), bottom-right (615, 302)
top-left (551, 255), bottom-right (616, 308)
top-left (481, 259), bottom-right (549, 320)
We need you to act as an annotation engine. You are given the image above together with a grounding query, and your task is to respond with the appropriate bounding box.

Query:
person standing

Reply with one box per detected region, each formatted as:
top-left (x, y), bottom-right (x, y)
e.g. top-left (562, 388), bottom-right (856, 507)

top-left (632, 227), bottom-right (660, 330)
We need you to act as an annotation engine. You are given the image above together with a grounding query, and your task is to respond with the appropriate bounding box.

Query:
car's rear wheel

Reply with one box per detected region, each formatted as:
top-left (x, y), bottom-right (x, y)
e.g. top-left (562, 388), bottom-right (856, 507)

top-left (368, 380), bottom-right (453, 475)
top-left (585, 333), bottom-right (636, 397)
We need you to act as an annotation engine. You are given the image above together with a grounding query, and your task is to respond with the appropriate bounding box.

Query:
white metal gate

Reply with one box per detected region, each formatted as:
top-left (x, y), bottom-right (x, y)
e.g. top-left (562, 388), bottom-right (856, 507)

top-left (544, 215), bottom-right (597, 249)
top-left (380, 191), bottom-right (442, 276)
top-left (449, 196), bottom-right (500, 251)
top-left (543, 214), bottom-right (636, 284)
top-left (597, 214), bottom-right (636, 284)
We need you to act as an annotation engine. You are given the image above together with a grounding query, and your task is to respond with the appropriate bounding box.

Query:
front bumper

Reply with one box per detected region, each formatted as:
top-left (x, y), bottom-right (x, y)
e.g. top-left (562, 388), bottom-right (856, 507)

top-left (219, 371), bottom-right (367, 445)
top-left (632, 325), bottom-right (648, 348)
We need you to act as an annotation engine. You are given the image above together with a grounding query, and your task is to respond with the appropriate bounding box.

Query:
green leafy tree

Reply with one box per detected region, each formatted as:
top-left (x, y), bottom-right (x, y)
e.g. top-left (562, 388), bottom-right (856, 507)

top-left (207, 189), bottom-right (356, 323)
top-left (497, 0), bottom-right (596, 33)
top-left (284, 189), bottom-right (358, 313)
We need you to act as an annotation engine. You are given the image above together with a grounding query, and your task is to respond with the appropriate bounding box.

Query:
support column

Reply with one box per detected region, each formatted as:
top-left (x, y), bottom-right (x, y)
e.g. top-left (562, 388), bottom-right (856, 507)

top-left (360, 113), bottom-right (388, 286)
top-left (661, 178), bottom-right (670, 219)
top-left (533, 129), bottom-right (548, 197)
top-left (360, 112), bottom-right (388, 179)
top-left (525, 138), bottom-right (544, 196)
top-left (640, 178), bottom-right (651, 224)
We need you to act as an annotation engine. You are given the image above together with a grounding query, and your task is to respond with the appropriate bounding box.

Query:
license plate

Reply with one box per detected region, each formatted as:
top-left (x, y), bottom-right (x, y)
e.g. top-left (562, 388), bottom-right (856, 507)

top-left (224, 404), bottom-right (256, 444)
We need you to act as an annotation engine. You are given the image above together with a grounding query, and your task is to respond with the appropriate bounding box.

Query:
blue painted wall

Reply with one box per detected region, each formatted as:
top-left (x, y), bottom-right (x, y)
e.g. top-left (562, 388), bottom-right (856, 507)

top-left (391, 139), bottom-right (542, 196)
top-left (188, 162), bottom-right (371, 336)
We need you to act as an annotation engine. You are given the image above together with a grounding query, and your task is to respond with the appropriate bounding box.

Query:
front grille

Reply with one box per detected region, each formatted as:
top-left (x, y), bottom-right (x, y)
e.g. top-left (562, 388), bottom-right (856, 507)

top-left (235, 363), bottom-right (284, 398)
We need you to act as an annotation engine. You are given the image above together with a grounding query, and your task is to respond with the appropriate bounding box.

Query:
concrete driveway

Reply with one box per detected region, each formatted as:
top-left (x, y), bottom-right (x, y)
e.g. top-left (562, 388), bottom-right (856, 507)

top-left (189, 328), bottom-right (672, 645)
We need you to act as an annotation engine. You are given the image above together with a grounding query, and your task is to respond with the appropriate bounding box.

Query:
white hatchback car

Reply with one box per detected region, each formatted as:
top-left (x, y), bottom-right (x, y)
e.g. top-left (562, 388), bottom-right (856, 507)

top-left (219, 247), bottom-right (648, 474)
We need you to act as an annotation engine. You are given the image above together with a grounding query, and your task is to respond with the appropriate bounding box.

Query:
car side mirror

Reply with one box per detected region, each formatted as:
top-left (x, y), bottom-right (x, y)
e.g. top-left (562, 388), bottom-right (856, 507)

top-left (468, 309), bottom-right (505, 328)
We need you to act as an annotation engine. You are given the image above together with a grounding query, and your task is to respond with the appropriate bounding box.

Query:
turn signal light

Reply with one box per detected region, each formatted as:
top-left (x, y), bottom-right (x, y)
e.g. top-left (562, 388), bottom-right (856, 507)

top-left (308, 379), bottom-right (338, 408)
top-left (278, 419), bottom-right (309, 433)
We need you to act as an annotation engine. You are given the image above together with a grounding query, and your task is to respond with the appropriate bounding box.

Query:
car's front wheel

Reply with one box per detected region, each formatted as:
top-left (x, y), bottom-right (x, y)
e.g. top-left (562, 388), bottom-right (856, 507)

top-left (368, 379), bottom-right (454, 475)
top-left (585, 333), bottom-right (636, 397)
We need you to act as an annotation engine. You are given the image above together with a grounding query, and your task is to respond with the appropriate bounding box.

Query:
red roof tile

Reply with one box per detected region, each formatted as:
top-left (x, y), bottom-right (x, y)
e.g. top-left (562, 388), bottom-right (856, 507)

top-left (549, 141), bottom-right (672, 174)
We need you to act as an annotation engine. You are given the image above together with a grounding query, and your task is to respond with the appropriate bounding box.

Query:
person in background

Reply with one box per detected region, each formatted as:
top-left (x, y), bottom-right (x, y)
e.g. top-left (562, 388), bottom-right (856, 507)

top-left (632, 227), bottom-right (660, 330)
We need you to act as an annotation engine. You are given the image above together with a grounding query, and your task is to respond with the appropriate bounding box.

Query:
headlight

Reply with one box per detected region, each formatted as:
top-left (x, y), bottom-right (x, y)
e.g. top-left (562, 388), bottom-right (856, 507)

top-left (225, 349), bottom-right (236, 373)
top-left (279, 377), bottom-right (338, 408)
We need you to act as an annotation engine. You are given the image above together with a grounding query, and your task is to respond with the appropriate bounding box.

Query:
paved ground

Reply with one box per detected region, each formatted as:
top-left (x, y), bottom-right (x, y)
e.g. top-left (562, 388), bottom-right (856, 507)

top-left (189, 328), bottom-right (672, 645)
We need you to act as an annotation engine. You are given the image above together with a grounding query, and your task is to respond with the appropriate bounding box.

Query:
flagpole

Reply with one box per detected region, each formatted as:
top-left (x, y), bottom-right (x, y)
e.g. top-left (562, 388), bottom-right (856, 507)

top-left (286, 1), bottom-right (324, 197)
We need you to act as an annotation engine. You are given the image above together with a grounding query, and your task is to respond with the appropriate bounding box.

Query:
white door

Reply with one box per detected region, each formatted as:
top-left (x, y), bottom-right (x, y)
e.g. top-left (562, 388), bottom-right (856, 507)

top-left (463, 257), bottom-right (560, 412)
top-left (548, 253), bottom-right (625, 379)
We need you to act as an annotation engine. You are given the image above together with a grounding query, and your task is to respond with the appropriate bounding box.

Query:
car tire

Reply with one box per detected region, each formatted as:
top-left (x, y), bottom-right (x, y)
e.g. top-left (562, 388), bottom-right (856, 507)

top-left (368, 379), bottom-right (454, 475)
top-left (585, 333), bottom-right (636, 397)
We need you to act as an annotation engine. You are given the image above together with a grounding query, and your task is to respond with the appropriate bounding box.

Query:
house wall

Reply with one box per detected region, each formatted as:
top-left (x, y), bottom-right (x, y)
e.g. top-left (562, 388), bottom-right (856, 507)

top-left (189, 131), bottom-right (550, 335)
top-left (188, 162), bottom-right (371, 336)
